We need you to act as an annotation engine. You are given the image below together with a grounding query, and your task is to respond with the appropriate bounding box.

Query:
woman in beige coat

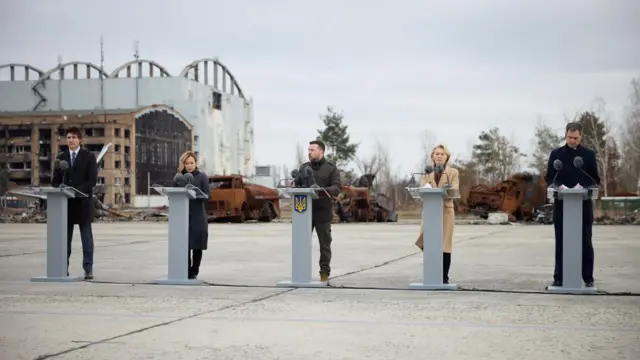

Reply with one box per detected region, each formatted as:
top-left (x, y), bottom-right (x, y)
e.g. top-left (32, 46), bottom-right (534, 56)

top-left (415, 143), bottom-right (459, 284)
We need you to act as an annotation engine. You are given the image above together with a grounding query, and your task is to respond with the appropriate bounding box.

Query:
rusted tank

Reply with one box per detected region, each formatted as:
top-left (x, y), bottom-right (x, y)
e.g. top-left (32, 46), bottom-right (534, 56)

top-left (207, 174), bottom-right (280, 223)
top-left (334, 174), bottom-right (398, 222)
top-left (464, 172), bottom-right (548, 221)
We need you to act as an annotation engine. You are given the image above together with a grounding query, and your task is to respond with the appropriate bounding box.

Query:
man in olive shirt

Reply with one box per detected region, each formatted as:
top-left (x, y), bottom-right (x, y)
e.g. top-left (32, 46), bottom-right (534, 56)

top-left (297, 140), bottom-right (342, 283)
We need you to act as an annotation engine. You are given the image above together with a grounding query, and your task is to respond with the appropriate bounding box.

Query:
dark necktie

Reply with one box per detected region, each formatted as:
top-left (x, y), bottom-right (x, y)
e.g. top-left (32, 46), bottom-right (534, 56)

top-left (71, 152), bottom-right (76, 167)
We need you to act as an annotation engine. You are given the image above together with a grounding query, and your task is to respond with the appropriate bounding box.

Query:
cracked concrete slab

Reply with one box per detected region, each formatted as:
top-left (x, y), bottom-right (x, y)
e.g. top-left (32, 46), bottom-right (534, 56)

top-left (0, 222), bottom-right (638, 359)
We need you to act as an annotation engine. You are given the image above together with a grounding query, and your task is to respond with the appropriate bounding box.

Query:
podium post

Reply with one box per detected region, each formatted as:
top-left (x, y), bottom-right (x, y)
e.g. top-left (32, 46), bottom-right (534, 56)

top-left (31, 186), bottom-right (87, 282)
top-left (546, 187), bottom-right (598, 294)
top-left (407, 187), bottom-right (457, 290)
top-left (151, 186), bottom-right (201, 285)
top-left (276, 188), bottom-right (327, 288)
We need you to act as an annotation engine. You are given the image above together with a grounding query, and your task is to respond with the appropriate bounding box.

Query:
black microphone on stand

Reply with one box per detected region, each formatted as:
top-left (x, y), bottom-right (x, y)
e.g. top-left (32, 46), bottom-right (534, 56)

top-left (549, 159), bottom-right (563, 187)
top-left (435, 164), bottom-right (450, 187)
top-left (290, 169), bottom-right (301, 188)
top-left (184, 172), bottom-right (194, 184)
top-left (59, 160), bottom-right (69, 187)
top-left (303, 165), bottom-right (314, 187)
top-left (173, 172), bottom-right (187, 187)
top-left (408, 165), bottom-right (433, 186)
top-left (183, 173), bottom-right (195, 191)
top-left (573, 156), bottom-right (598, 187)
top-left (304, 165), bottom-right (331, 197)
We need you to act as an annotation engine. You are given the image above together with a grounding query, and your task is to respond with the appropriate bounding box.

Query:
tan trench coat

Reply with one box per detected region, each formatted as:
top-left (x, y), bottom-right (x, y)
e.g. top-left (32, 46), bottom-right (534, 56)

top-left (415, 166), bottom-right (459, 253)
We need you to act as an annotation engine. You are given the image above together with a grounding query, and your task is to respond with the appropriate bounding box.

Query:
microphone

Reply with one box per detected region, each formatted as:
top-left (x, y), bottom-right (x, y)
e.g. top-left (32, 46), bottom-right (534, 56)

top-left (435, 164), bottom-right (451, 187)
top-left (573, 156), bottom-right (598, 187)
top-left (184, 172), bottom-right (194, 184)
top-left (549, 159), bottom-right (563, 187)
top-left (183, 172), bottom-right (196, 192)
top-left (59, 160), bottom-right (69, 187)
top-left (300, 165), bottom-right (314, 188)
top-left (173, 172), bottom-right (187, 187)
top-left (409, 165), bottom-right (433, 187)
top-left (290, 169), bottom-right (301, 188)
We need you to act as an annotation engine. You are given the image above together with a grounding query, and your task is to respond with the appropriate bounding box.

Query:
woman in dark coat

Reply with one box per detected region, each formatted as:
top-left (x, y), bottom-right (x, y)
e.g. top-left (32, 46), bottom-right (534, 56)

top-left (173, 150), bottom-right (211, 279)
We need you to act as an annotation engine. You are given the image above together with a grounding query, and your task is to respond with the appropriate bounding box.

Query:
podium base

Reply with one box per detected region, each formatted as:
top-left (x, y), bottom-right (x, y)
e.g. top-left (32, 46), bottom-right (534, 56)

top-left (408, 282), bottom-right (458, 291)
top-left (276, 280), bottom-right (328, 288)
top-left (154, 278), bottom-right (203, 286)
top-left (31, 275), bottom-right (83, 283)
top-left (546, 285), bottom-right (597, 294)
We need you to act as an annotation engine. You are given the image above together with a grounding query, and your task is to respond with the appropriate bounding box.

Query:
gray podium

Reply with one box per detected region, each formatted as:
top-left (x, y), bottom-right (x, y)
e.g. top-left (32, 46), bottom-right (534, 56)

top-left (151, 186), bottom-right (206, 285)
top-left (546, 186), bottom-right (599, 294)
top-left (32, 186), bottom-right (87, 282)
top-left (406, 186), bottom-right (458, 290)
top-left (276, 188), bottom-right (327, 288)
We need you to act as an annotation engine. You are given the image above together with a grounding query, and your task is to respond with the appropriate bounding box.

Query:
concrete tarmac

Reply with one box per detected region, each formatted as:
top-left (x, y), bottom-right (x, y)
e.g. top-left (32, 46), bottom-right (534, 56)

top-left (0, 222), bottom-right (638, 360)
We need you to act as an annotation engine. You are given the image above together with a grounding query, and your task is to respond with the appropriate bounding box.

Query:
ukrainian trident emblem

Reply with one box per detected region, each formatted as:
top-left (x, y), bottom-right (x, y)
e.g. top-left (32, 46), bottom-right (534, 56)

top-left (293, 194), bottom-right (307, 213)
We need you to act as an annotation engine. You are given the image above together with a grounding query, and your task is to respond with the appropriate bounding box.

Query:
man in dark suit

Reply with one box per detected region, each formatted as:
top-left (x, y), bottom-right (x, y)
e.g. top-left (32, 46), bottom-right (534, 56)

top-left (51, 127), bottom-right (98, 280)
top-left (297, 140), bottom-right (342, 283)
top-left (545, 122), bottom-right (601, 288)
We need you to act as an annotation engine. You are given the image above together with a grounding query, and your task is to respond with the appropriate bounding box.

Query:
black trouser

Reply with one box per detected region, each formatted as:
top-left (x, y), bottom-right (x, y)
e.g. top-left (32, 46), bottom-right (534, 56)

top-left (443, 253), bottom-right (451, 283)
top-left (552, 200), bottom-right (595, 283)
top-left (67, 222), bottom-right (94, 274)
top-left (312, 221), bottom-right (332, 275)
top-left (189, 250), bottom-right (203, 276)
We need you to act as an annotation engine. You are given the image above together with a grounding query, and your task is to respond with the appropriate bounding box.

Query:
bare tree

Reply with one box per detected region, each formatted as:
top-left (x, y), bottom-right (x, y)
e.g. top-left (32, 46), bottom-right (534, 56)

top-left (295, 142), bottom-right (305, 167)
top-left (355, 138), bottom-right (388, 176)
top-left (419, 129), bottom-right (436, 170)
top-left (620, 77), bottom-right (640, 193)
top-left (354, 153), bottom-right (379, 177)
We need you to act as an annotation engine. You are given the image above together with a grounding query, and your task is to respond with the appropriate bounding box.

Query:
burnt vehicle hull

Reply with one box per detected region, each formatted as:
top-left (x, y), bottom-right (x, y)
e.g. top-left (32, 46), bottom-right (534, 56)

top-left (207, 174), bottom-right (280, 223)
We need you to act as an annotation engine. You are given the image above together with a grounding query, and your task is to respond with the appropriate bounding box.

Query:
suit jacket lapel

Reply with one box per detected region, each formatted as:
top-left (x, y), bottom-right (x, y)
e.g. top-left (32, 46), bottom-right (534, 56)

top-left (72, 148), bottom-right (83, 169)
top-left (432, 166), bottom-right (452, 188)
top-left (429, 172), bottom-right (437, 188)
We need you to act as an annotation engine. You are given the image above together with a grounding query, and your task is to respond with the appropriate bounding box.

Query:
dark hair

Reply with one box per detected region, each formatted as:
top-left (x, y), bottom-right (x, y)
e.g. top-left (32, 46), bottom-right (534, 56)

top-left (309, 139), bottom-right (326, 152)
top-left (65, 126), bottom-right (82, 138)
top-left (565, 122), bottom-right (583, 134)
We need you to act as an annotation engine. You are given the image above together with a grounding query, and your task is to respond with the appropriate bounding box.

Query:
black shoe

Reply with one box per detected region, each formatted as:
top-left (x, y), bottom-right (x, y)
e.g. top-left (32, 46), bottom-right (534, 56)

top-left (551, 280), bottom-right (562, 287)
top-left (84, 272), bottom-right (93, 280)
top-left (188, 267), bottom-right (199, 280)
top-left (585, 282), bottom-right (594, 288)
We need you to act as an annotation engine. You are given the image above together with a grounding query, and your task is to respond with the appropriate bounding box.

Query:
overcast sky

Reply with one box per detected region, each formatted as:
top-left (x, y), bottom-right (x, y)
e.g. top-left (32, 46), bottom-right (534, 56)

top-left (1, 0), bottom-right (638, 175)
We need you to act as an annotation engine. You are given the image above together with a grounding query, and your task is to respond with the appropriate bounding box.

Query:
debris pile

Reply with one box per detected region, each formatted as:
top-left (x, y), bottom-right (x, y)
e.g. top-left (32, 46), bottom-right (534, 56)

top-left (533, 205), bottom-right (639, 225)
top-left (595, 211), bottom-right (640, 225)
top-left (1, 198), bottom-right (169, 224)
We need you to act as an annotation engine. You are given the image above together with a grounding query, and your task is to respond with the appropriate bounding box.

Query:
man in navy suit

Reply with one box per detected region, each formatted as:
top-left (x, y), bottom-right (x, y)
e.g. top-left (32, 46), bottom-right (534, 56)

top-left (51, 126), bottom-right (98, 280)
top-left (545, 122), bottom-right (601, 288)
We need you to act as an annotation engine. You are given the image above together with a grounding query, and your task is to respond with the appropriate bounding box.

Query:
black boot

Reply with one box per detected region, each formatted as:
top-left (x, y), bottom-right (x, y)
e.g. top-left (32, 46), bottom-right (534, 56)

top-left (443, 253), bottom-right (451, 284)
top-left (190, 250), bottom-right (202, 279)
top-left (188, 251), bottom-right (195, 279)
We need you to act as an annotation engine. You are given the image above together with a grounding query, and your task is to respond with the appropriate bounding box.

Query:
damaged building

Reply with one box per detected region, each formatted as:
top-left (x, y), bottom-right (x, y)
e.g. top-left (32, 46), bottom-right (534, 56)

top-left (0, 58), bottom-right (255, 206)
top-left (0, 106), bottom-right (192, 205)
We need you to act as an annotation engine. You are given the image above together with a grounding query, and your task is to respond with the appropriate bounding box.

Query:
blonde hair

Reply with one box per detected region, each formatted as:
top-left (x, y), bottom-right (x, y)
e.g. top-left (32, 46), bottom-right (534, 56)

top-left (177, 150), bottom-right (198, 172)
top-left (431, 143), bottom-right (451, 165)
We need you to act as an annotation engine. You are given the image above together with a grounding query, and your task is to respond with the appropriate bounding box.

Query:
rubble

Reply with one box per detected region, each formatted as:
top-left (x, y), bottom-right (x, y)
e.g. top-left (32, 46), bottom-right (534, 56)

top-left (532, 205), bottom-right (639, 225)
top-left (594, 211), bottom-right (640, 225)
top-left (0, 201), bottom-right (169, 224)
top-left (487, 212), bottom-right (510, 225)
